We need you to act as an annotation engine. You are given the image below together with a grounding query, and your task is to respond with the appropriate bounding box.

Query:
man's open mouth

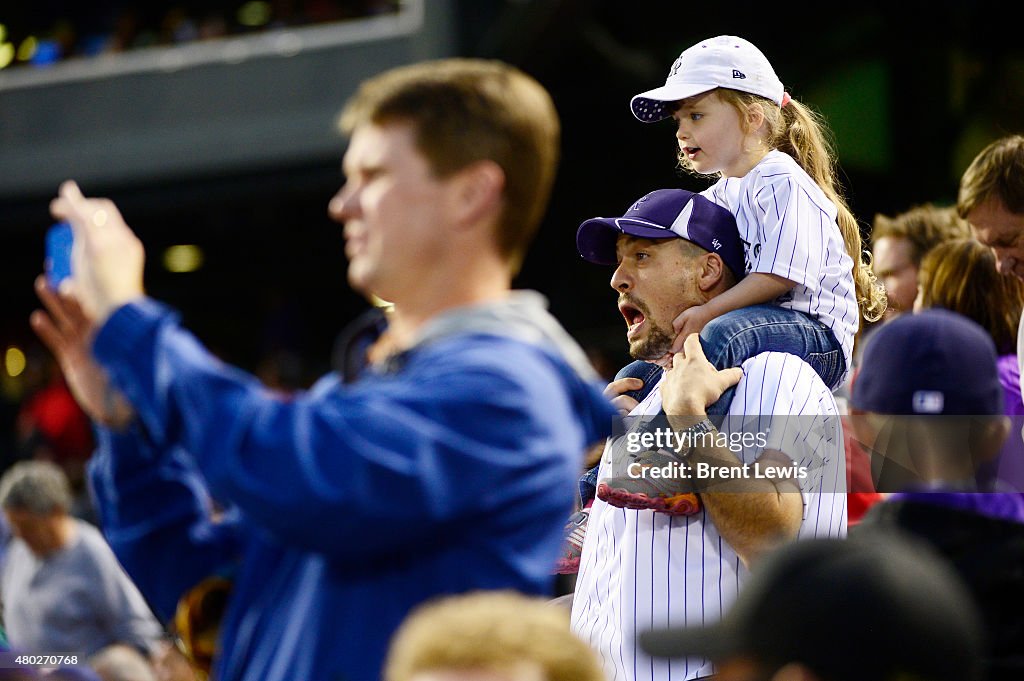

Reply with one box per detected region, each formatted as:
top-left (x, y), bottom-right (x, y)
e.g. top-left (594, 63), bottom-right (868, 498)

top-left (619, 301), bottom-right (646, 336)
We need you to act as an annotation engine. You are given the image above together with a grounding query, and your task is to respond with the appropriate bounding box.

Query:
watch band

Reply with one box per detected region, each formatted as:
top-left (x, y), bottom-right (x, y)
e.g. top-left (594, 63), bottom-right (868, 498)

top-left (678, 417), bottom-right (715, 457)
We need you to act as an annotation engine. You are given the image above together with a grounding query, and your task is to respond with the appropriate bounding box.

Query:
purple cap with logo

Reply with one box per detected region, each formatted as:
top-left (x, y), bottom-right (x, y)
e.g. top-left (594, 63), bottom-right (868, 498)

top-left (576, 189), bottom-right (746, 280)
top-left (852, 308), bottom-right (1004, 416)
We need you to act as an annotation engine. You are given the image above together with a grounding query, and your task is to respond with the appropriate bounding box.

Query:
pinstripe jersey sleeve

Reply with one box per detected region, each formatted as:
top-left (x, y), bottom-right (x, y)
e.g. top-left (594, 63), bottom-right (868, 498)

top-left (570, 353), bottom-right (846, 681)
top-left (725, 353), bottom-right (848, 535)
top-left (702, 150), bottom-right (859, 376)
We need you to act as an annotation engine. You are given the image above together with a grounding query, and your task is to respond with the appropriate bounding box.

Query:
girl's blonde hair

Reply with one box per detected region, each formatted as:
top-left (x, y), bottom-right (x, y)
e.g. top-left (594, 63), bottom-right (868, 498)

top-left (683, 89), bottom-right (887, 323)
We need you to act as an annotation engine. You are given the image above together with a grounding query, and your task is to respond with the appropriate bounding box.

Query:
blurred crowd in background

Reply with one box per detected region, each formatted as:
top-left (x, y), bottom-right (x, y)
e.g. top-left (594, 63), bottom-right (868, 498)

top-left (0, 0), bottom-right (399, 70)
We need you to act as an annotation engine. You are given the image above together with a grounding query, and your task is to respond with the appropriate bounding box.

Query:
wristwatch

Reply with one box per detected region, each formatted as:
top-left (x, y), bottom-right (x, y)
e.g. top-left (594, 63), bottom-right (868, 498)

top-left (678, 417), bottom-right (716, 456)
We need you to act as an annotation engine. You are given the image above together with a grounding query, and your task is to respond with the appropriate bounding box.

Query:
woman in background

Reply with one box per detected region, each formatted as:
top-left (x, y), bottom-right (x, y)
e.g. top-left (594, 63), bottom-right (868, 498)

top-left (916, 238), bottom-right (1024, 490)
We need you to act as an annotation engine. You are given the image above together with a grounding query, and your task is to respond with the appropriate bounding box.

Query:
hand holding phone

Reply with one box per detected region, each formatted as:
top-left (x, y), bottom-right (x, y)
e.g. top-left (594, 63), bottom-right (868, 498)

top-left (45, 221), bottom-right (74, 290)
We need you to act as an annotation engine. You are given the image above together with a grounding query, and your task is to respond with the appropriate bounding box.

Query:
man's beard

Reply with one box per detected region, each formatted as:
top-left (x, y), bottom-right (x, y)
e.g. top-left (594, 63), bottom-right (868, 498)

top-left (629, 321), bottom-right (674, 362)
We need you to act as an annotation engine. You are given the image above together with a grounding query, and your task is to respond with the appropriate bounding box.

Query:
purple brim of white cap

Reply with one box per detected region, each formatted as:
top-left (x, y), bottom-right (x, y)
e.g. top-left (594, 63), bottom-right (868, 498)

top-left (631, 82), bottom-right (718, 123)
top-left (577, 217), bottom-right (680, 266)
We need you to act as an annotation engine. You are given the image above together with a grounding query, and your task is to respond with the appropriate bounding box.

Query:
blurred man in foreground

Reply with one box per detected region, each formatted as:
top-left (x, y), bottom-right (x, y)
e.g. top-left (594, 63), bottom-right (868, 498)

top-left (33, 59), bottom-right (615, 681)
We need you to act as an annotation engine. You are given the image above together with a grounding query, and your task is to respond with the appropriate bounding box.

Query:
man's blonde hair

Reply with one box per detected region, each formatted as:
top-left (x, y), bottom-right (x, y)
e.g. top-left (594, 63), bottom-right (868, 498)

top-left (339, 58), bottom-right (560, 274)
top-left (384, 591), bottom-right (604, 681)
top-left (957, 134), bottom-right (1024, 218)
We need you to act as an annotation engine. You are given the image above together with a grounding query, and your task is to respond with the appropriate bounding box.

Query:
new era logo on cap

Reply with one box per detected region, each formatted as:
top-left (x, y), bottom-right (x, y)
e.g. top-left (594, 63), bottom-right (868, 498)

top-left (732, 69), bottom-right (746, 79)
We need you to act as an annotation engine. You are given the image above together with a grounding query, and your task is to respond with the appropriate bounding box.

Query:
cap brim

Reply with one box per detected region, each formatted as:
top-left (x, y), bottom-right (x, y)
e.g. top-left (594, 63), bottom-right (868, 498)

top-left (639, 623), bottom-right (736, 660)
top-left (576, 218), bottom-right (679, 265)
top-left (631, 82), bottom-right (717, 122)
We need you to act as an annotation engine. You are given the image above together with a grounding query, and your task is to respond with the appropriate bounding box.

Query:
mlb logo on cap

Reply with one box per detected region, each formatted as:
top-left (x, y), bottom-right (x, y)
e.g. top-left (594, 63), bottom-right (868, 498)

top-left (576, 189), bottom-right (746, 280)
top-left (912, 391), bottom-right (945, 414)
top-left (852, 309), bottom-right (1004, 416)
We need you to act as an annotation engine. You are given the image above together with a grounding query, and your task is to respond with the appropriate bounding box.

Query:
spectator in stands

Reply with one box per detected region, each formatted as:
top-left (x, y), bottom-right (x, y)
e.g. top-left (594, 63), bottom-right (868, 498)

top-left (870, 203), bottom-right (970, 321)
top-left (915, 238), bottom-right (1024, 490)
top-left (31, 59), bottom-right (614, 681)
top-left (846, 204), bottom-right (969, 521)
top-left (0, 461), bottom-right (163, 658)
top-left (959, 135), bottom-right (1024, 284)
top-left (384, 591), bottom-right (605, 681)
top-left (851, 309), bottom-right (1024, 679)
top-left (640, 534), bottom-right (985, 681)
top-left (957, 135), bottom-right (1024, 431)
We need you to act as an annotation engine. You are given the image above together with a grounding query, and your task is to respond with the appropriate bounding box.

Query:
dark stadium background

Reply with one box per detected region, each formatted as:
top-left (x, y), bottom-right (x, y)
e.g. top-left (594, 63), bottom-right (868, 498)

top-left (1, 0), bottom-right (1021, 452)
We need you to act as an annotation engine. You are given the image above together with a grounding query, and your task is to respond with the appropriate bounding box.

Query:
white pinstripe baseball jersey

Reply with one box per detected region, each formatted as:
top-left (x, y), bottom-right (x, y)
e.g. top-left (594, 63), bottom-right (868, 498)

top-left (701, 150), bottom-right (858, 380)
top-left (570, 352), bottom-right (847, 681)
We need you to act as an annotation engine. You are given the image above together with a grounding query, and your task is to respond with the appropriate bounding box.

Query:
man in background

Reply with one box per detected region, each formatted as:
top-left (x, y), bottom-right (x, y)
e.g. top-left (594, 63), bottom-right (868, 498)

top-left (959, 135), bottom-right (1024, 283)
top-left (870, 203), bottom-right (969, 320)
top-left (0, 461), bottom-right (162, 658)
top-left (958, 135), bottom-right (1024, 407)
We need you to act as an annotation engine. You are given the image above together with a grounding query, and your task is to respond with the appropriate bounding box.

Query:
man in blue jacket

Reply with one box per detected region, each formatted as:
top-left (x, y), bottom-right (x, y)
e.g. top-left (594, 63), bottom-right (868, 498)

top-left (32, 59), bottom-right (616, 681)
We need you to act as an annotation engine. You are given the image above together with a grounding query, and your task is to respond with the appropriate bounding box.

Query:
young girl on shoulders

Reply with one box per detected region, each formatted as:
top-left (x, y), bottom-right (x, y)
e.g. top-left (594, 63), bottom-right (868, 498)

top-left (632, 35), bottom-right (885, 395)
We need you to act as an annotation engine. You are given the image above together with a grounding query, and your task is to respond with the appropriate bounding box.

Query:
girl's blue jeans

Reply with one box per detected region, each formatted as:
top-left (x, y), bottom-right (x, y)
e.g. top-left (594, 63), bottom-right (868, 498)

top-left (701, 304), bottom-right (845, 416)
top-left (616, 304), bottom-right (846, 418)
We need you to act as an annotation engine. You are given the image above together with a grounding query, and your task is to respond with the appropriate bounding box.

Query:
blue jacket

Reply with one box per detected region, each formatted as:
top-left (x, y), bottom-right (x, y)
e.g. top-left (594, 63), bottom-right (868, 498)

top-left (87, 293), bottom-right (615, 681)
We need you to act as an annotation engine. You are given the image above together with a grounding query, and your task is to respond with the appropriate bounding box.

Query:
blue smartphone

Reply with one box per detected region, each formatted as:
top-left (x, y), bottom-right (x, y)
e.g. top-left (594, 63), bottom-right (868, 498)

top-left (45, 221), bottom-right (74, 289)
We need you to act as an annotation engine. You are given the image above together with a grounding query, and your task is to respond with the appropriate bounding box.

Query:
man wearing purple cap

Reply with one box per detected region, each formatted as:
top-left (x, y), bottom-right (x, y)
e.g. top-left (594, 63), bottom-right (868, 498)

top-left (850, 308), bottom-right (1024, 677)
top-left (570, 188), bottom-right (847, 681)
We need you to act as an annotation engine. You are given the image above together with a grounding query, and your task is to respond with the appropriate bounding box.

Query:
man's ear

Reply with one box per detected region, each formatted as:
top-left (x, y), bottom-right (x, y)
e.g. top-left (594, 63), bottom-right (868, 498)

top-left (698, 253), bottom-right (726, 292)
top-left (449, 160), bottom-right (505, 230)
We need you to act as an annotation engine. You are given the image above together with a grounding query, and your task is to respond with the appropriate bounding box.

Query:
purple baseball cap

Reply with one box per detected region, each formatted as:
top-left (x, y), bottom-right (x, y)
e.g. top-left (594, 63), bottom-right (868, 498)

top-left (576, 189), bottom-right (746, 280)
top-left (852, 309), bottom-right (1003, 416)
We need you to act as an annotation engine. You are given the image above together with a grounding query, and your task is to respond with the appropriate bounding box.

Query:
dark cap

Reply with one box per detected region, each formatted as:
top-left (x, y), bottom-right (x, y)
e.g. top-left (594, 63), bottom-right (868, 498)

top-left (640, 535), bottom-right (985, 681)
top-left (852, 309), bottom-right (1004, 416)
top-left (576, 189), bottom-right (746, 280)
